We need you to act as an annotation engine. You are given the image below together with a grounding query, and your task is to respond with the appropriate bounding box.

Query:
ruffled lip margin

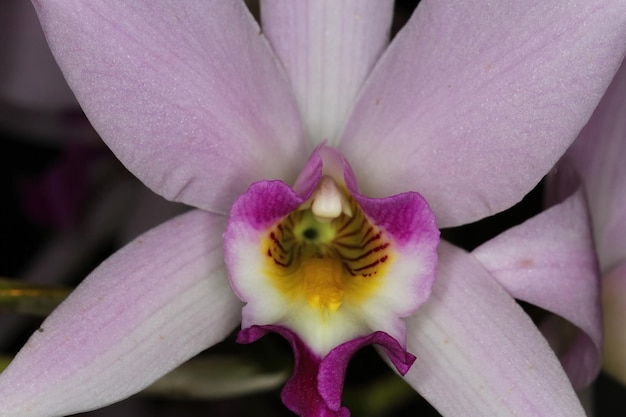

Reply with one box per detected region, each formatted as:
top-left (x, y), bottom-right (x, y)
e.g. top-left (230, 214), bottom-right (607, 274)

top-left (238, 325), bottom-right (416, 417)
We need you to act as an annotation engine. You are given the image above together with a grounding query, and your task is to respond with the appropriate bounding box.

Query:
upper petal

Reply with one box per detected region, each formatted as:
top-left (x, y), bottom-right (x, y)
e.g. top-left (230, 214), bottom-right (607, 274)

top-left (260, 0), bottom-right (394, 146)
top-left (472, 190), bottom-right (601, 388)
top-left (32, 0), bottom-right (307, 213)
top-left (339, 0), bottom-right (626, 227)
top-left (403, 242), bottom-right (586, 417)
top-left (0, 210), bottom-right (241, 416)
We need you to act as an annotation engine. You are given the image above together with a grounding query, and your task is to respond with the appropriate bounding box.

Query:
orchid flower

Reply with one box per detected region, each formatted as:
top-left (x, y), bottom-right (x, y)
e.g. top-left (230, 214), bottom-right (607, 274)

top-left (1, 1), bottom-right (626, 416)
top-left (546, 58), bottom-right (626, 386)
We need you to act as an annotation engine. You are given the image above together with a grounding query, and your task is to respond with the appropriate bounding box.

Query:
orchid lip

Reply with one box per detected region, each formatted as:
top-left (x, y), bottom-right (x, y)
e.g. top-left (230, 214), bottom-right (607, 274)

top-left (224, 145), bottom-right (439, 357)
top-left (223, 145), bottom-right (438, 415)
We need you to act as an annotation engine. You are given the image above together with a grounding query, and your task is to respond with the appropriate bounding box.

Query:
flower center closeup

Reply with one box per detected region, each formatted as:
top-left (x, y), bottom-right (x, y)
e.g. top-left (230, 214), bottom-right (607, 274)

top-left (225, 145), bottom-right (439, 358)
top-left (263, 176), bottom-right (392, 314)
top-left (226, 146), bottom-right (439, 416)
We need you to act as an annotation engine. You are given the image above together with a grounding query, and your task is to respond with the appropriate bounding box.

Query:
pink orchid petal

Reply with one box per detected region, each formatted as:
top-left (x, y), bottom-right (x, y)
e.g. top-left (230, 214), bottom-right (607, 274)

top-left (602, 262), bottom-right (626, 384)
top-left (403, 242), bottom-right (586, 417)
top-left (32, 0), bottom-right (307, 214)
top-left (472, 190), bottom-right (600, 388)
top-left (339, 0), bottom-right (626, 227)
top-left (260, 0), bottom-right (394, 145)
top-left (549, 60), bottom-right (626, 273)
top-left (0, 210), bottom-right (241, 416)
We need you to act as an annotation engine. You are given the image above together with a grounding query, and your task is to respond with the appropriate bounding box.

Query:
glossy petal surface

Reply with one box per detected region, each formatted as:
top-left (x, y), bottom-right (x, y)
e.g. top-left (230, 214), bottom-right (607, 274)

top-left (340, 0), bottom-right (626, 227)
top-left (32, 0), bottom-right (306, 214)
top-left (473, 190), bottom-right (600, 387)
top-left (403, 242), bottom-right (586, 417)
top-left (0, 210), bottom-right (241, 416)
top-left (261, 0), bottom-right (394, 145)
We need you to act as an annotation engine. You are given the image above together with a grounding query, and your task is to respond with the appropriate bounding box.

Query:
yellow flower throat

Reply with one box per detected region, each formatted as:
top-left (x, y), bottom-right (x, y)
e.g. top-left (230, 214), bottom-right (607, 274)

top-left (262, 179), bottom-right (392, 314)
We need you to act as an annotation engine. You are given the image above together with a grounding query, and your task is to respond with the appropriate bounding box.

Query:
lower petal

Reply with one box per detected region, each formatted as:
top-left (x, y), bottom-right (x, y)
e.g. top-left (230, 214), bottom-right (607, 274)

top-left (0, 210), bottom-right (241, 416)
top-left (403, 242), bottom-right (586, 417)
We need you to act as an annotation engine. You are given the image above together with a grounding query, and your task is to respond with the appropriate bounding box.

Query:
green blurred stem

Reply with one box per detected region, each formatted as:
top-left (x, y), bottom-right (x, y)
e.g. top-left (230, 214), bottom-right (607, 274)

top-left (0, 278), bottom-right (70, 316)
